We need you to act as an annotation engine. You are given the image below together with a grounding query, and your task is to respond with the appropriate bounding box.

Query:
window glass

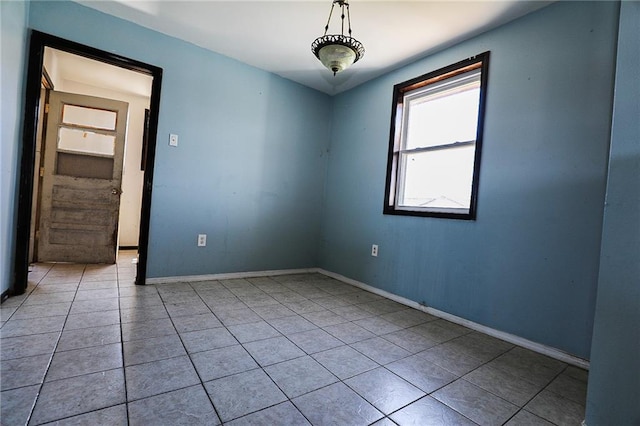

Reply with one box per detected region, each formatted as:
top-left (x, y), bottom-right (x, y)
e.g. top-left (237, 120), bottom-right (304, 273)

top-left (62, 104), bottom-right (117, 130)
top-left (405, 80), bottom-right (480, 149)
top-left (57, 127), bottom-right (115, 157)
top-left (399, 145), bottom-right (475, 209)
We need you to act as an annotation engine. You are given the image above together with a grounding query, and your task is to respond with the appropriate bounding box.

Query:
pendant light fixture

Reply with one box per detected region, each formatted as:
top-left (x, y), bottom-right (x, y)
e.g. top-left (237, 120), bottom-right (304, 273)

top-left (311, 0), bottom-right (365, 76)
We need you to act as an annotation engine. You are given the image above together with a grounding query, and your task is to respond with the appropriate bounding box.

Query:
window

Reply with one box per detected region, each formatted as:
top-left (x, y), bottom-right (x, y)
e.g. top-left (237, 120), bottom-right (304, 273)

top-left (384, 52), bottom-right (489, 220)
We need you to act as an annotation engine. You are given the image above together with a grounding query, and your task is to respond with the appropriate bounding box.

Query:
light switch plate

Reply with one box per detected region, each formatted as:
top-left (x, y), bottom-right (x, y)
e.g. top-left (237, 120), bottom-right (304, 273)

top-left (169, 134), bottom-right (178, 147)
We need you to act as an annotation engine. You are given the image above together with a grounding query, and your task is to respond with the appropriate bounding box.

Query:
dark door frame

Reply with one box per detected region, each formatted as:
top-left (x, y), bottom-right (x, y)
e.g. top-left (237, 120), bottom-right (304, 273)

top-left (11, 30), bottom-right (162, 295)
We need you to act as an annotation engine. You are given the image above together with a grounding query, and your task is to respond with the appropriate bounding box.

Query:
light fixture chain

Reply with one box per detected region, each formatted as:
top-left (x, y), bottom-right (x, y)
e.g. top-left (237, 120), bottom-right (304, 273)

top-left (323, 2), bottom-right (336, 36)
top-left (346, 3), bottom-right (352, 37)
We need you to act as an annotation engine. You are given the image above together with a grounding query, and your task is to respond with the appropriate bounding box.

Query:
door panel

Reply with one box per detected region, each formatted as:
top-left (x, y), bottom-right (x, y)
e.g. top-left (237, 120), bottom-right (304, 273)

top-left (37, 91), bottom-right (128, 264)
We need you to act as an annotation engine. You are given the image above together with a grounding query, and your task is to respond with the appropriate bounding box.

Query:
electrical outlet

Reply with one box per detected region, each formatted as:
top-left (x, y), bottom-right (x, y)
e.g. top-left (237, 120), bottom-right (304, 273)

top-left (197, 234), bottom-right (207, 247)
top-left (371, 244), bottom-right (378, 257)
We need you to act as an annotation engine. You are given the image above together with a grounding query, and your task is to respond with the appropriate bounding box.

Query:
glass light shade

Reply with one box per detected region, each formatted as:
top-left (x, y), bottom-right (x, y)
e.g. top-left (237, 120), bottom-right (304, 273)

top-left (318, 44), bottom-right (357, 75)
top-left (312, 34), bottom-right (364, 76)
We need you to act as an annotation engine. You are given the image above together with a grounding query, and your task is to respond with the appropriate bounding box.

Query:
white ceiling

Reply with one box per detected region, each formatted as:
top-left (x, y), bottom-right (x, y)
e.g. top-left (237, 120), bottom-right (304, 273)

top-left (73, 0), bottom-right (552, 95)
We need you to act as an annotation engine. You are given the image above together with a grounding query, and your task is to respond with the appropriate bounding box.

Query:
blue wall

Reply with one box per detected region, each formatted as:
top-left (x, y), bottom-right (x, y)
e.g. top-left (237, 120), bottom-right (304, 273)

top-left (0, 0), bottom-right (29, 295)
top-left (28, 1), bottom-right (332, 278)
top-left (320, 1), bottom-right (619, 359)
top-left (586, 1), bottom-right (640, 423)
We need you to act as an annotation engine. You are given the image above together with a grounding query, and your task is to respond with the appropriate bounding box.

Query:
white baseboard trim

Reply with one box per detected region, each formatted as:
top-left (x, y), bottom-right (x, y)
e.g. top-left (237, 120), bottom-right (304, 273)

top-left (146, 268), bottom-right (320, 285)
top-left (317, 268), bottom-right (590, 370)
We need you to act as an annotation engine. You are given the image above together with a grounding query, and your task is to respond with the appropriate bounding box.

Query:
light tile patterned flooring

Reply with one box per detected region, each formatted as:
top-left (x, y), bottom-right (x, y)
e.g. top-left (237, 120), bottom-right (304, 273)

top-left (0, 251), bottom-right (588, 425)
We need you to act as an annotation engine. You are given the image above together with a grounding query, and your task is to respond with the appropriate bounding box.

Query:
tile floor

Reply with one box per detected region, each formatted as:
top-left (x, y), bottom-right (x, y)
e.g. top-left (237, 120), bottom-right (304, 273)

top-left (0, 251), bottom-right (588, 425)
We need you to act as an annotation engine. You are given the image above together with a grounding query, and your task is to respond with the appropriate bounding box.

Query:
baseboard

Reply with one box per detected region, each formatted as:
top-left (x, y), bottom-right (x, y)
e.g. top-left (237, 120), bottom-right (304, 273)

top-left (317, 268), bottom-right (590, 370)
top-left (146, 268), bottom-right (321, 285)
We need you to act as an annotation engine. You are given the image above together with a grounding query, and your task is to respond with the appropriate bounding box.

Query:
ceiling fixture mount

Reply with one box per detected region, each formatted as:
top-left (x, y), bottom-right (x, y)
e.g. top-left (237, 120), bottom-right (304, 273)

top-left (311, 0), bottom-right (365, 76)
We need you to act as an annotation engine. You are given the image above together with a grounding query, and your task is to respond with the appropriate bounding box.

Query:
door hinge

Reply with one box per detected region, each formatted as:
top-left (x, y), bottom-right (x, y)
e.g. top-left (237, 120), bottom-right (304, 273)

top-left (39, 167), bottom-right (45, 177)
top-left (45, 103), bottom-right (50, 114)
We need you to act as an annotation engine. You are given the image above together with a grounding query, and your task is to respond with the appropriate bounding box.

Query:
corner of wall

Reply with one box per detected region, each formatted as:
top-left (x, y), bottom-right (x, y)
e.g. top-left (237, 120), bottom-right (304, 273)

top-left (0, 0), bottom-right (30, 295)
top-left (586, 1), bottom-right (640, 423)
top-left (317, 98), bottom-right (337, 268)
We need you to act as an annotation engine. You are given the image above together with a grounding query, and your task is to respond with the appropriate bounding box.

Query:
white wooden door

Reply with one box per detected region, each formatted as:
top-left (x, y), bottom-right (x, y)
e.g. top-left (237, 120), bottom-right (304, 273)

top-left (37, 91), bottom-right (129, 264)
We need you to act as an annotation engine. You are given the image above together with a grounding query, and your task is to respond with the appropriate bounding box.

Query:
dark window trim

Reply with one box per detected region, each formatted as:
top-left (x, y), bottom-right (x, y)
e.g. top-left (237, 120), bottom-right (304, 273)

top-left (383, 51), bottom-right (490, 220)
top-left (12, 30), bottom-right (163, 296)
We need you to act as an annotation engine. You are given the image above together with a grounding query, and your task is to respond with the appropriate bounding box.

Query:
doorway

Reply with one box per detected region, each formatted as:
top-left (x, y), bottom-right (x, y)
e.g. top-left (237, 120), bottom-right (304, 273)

top-left (34, 48), bottom-right (150, 265)
top-left (12, 31), bottom-right (163, 295)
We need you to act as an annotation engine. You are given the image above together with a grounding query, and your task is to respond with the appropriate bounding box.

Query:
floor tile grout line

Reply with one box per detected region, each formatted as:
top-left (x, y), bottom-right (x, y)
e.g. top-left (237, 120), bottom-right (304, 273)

top-left (429, 377), bottom-right (516, 425)
top-left (332, 349), bottom-right (482, 424)
top-left (542, 364), bottom-right (588, 404)
top-left (253, 289), bottom-right (516, 425)
top-left (204, 280), bottom-right (398, 422)
top-left (33, 365), bottom-right (125, 386)
top-left (116, 258), bottom-right (132, 426)
top-left (427, 346), bottom-right (530, 424)
top-left (30, 402), bottom-right (127, 426)
top-left (466, 346), bottom-right (573, 412)
top-left (498, 363), bottom-right (576, 426)
top-left (187, 276), bottom-right (333, 425)
top-left (184, 284), bottom-right (464, 386)
top-left (163, 281), bottom-right (226, 425)
top-left (23, 261), bottom-right (87, 426)
top-left (159, 278), bottom-right (365, 424)
top-left (423, 344), bottom-right (571, 426)
top-left (11, 260), bottom-right (122, 424)
top-left (0, 263), bottom-right (54, 322)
